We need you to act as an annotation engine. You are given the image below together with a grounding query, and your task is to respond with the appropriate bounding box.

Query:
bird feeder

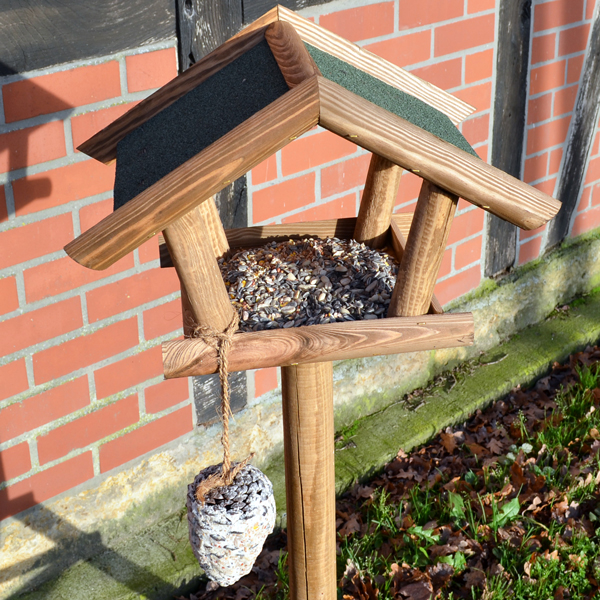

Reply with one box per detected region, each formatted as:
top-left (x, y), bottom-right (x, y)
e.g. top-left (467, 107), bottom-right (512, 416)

top-left (64, 6), bottom-right (561, 599)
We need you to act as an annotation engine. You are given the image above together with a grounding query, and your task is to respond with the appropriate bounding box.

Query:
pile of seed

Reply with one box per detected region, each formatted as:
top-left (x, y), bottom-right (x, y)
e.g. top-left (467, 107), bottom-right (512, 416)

top-left (219, 237), bottom-right (399, 333)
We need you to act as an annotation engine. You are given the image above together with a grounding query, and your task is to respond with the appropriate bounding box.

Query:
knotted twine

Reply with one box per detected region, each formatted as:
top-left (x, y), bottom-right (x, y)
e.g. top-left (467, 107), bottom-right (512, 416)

top-left (191, 311), bottom-right (253, 503)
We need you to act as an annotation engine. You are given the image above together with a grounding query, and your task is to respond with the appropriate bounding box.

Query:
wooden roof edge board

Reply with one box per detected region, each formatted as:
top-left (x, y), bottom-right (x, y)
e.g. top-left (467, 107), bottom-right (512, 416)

top-left (78, 7), bottom-right (279, 163)
top-left (277, 5), bottom-right (475, 125)
top-left (64, 76), bottom-right (320, 271)
top-left (316, 77), bottom-right (561, 231)
top-left (162, 312), bottom-right (474, 377)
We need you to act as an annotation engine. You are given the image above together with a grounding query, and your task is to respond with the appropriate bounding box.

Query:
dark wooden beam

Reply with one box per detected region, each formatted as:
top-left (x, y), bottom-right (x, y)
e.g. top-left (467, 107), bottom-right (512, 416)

top-left (0, 0), bottom-right (176, 76)
top-left (484, 0), bottom-right (532, 277)
top-left (243, 0), bottom-right (336, 24)
top-left (546, 10), bottom-right (600, 250)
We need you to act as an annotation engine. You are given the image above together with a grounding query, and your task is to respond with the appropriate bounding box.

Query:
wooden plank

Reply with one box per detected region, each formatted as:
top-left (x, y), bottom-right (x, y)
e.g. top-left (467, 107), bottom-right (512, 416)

top-left (0, 0), bottom-right (175, 76)
top-left (78, 8), bottom-right (278, 163)
top-left (281, 361), bottom-right (336, 600)
top-left (485, 0), bottom-right (532, 276)
top-left (278, 6), bottom-right (474, 126)
top-left (162, 313), bottom-right (474, 378)
top-left (65, 77), bottom-right (320, 271)
top-left (265, 21), bottom-right (321, 88)
top-left (546, 8), bottom-right (600, 249)
top-left (388, 182), bottom-right (457, 317)
top-left (318, 77), bottom-right (561, 231)
top-left (163, 206), bottom-right (236, 332)
top-left (354, 155), bottom-right (402, 248)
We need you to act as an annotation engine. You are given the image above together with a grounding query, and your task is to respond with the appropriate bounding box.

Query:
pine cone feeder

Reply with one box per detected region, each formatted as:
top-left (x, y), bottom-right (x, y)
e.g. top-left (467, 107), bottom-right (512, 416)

top-left (187, 463), bottom-right (276, 586)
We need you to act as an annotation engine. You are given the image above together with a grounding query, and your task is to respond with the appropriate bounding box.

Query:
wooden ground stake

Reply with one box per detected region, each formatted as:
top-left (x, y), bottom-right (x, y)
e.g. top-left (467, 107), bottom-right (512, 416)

top-left (354, 154), bottom-right (402, 248)
top-left (388, 181), bottom-right (458, 317)
top-left (163, 205), bottom-right (235, 331)
top-left (281, 361), bottom-right (336, 600)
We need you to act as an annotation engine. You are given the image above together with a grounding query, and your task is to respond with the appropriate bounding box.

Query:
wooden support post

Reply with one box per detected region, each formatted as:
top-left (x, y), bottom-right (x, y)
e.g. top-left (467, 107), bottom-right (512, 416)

top-left (281, 361), bottom-right (336, 600)
top-left (198, 197), bottom-right (230, 258)
top-left (163, 205), bottom-right (235, 331)
top-left (388, 181), bottom-right (458, 317)
top-left (354, 154), bottom-right (402, 248)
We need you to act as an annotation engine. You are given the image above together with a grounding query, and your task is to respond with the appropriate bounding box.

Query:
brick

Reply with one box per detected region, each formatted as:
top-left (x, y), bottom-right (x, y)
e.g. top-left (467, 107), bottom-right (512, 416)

top-left (0, 276), bottom-right (19, 315)
top-left (0, 360), bottom-right (28, 402)
top-left (281, 193), bottom-right (356, 223)
top-left (33, 317), bottom-right (139, 384)
top-left (465, 49), bottom-right (494, 84)
top-left (585, 156), bottom-right (600, 185)
top-left (281, 131), bottom-right (356, 176)
top-left (145, 378), bottom-right (189, 414)
top-left (447, 209), bottom-right (485, 245)
top-left (0, 297), bottom-right (82, 357)
top-left (365, 31), bottom-right (431, 69)
top-left (587, 0), bottom-right (597, 19)
top-left (549, 148), bottom-right (563, 174)
top-left (524, 153), bottom-right (549, 183)
top-left (454, 236), bottom-right (482, 270)
top-left (321, 154), bottom-right (371, 199)
top-left (526, 116), bottom-right (571, 154)
top-left (520, 222), bottom-right (547, 241)
top-left (531, 33), bottom-right (557, 64)
top-left (577, 186), bottom-right (592, 211)
top-left (79, 197), bottom-right (112, 231)
top-left (126, 48), bottom-right (177, 93)
top-left (95, 345), bottom-right (162, 399)
top-left (37, 394), bottom-right (138, 464)
top-left (592, 183), bottom-right (600, 207)
top-left (252, 173), bottom-right (315, 223)
top-left (0, 122), bottom-right (66, 174)
top-left (468, 0), bottom-right (495, 12)
top-left (528, 93), bottom-right (553, 124)
top-left (518, 236), bottom-right (543, 265)
top-left (99, 405), bottom-right (193, 473)
top-left (462, 114), bottom-right (490, 146)
top-left (138, 238), bottom-right (160, 264)
top-left (0, 377), bottom-right (89, 442)
top-left (255, 368), bottom-right (278, 398)
top-left (453, 82), bottom-right (492, 112)
top-left (475, 144), bottom-right (489, 162)
top-left (3, 62), bottom-right (121, 123)
top-left (439, 247), bottom-right (453, 279)
top-left (534, 178), bottom-right (557, 195)
top-left (534, 0), bottom-right (585, 32)
top-left (435, 265), bottom-right (481, 306)
top-left (12, 159), bottom-right (116, 216)
top-left (251, 154), bottom-right (278, 186)
top-left (559, 24), bottom-right (590, 56)
top-left (395, 171), bottom-right (423, 207)
top-left (71, 102), bottom-right (139, 151)
top-left (143, 299), bottom-right (182, 340)
top-left (593, 130), bottom-right (600, 157)
top-left (320, 3), bottom-right (394, 42)
top-left (0, 186), bottom-right (7, 223)
top-left (0, 453), bottom-right (93, 521)
top-left (434, 14), bottom-right (495, 56)
top-left (567, 54), bottom-right (585, 84)
top-left (411, 58), bottom-right (462, 91)
top-left (530, 60), bottom-right (566, 96)
top-left (571, 205), bottom-right (600, 236)
top-left (0, 442), bottom-right (31, 481)
top-left (399, 0), bottom-right (463, 29)
top-left (0, 213), bottom-right (73, 270)
top-left (554, 85), bottom-right (579, 116)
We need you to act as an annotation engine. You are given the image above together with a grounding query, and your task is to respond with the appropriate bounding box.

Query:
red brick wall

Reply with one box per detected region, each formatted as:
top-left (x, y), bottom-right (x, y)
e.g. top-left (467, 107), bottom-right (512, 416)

top-left (1, 0), bottom-right (600, 521)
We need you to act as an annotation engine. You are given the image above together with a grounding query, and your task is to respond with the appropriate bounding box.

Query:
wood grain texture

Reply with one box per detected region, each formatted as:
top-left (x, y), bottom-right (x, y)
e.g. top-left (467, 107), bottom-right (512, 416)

top-left (485, 0), bottom-right (532, 276)
top-left (65, 77), bottom-right (320, 271)
top-left (197, 197), bottom-right (230, 258)
top-left (162, 313), bottom-right (474, 377)
top-left (281, 361), bottom-right (336, 600)
top-left (278, 6), bottom-right (474, 126)
top-left (78, 9), bottom-right (277, 163)
top-left (266, 21), bottom-right (321, 88)
top-left (389, 217), bottom-right (443, 315)
top-left (163, 206), bottom-right (235, 332)
top-left (354, 155), bottom-right (402, 248)
top-left (0, 0), bottom-right (175, 76)
top-left (388, 182), bottom-right (457, 318)
top-left (317, 77), bottom-right (561, 231)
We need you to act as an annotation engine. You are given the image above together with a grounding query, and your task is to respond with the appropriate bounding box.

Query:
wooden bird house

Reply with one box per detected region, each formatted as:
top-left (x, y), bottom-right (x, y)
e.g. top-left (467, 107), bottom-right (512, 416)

top-left (64, 6), bottom-right (561, 599)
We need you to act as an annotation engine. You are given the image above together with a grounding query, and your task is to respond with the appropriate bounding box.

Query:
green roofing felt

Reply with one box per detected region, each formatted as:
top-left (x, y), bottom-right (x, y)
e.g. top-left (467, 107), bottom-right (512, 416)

top-left (305, 43), bottom-right (477, 158)
top-left (113, 40), bottom-right (289, 210)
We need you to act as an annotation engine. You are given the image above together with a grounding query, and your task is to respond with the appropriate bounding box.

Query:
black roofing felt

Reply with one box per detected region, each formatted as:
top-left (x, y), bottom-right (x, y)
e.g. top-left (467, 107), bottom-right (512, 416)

top-left (113, 39), bottom-right (289, 210)
top-left (305, 44), bottom-right (477, 158)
